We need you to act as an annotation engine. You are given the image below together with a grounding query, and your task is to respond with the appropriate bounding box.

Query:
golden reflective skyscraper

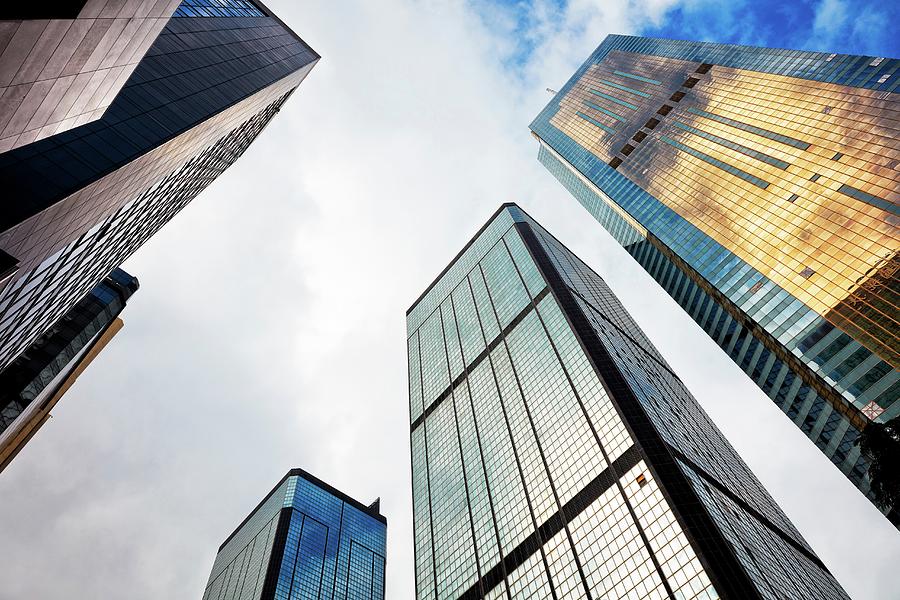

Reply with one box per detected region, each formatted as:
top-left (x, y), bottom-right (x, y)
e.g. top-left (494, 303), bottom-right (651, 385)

top-left (530, 36), bottom-right (898, 526)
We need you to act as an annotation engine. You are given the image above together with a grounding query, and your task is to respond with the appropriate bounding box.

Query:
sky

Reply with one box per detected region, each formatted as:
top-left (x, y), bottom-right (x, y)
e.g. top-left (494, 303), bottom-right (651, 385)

top-left (0, 0), bottom-right (897, 598)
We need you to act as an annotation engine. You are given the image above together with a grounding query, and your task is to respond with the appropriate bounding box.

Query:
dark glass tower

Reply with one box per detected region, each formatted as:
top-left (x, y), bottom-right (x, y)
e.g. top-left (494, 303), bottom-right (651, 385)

top-left (0, 0), bottom-right (319, 375)
top-left (530, 36), bottom-right (898, 524)
top-left (0, 267), bottom-right (137, 472)
top-left (202, 468), bottom-right (387, 600)
top-left (407, 204), bottom-right (848, 599)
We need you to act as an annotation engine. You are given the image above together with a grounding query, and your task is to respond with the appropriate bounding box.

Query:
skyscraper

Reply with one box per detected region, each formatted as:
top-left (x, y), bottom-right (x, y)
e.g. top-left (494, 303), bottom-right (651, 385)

top-left (0, 0), bottom-right (319, 376)
top-left (530, 36), bottom-right (898, 523)
top-left (0, 267), bottom-right (137, 472)
top-left (202, 468), bottom-right (387, 600)
top-left (407, 204), bottom-right (848, 599)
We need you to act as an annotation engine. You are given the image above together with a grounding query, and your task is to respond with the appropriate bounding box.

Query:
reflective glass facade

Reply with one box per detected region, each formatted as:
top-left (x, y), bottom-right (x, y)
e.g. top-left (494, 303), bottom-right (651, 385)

top-left (0, 1), bottom-right (319, 375)
top-left (407, 204), bottom-right (848, 600)
top-left (0, 267), bottom-right (136, 472)
top-left (202, 469), bottom-right (387, 600)
top-left (0, 0), bottom-right (182, 151)
top-left (530, 35), bottom-right (899, 525)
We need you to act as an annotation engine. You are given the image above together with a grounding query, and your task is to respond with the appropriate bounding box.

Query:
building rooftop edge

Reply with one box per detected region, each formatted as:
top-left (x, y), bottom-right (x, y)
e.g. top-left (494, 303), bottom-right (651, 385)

top-left (218, 467), bottom-right (386, 552)
top-left (253, 0), bottom-right (322, 61)
top-left (406, 202), bottom-right (521, 316)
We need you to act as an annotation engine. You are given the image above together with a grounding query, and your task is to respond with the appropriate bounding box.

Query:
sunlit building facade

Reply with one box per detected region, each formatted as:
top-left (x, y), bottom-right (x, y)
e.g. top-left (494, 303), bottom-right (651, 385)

top-left (202, 468), bottom-right (387, 600)
top-left (0, 268), bottom-right (137, 473)
top-left (530, 36), bottom-right (898, 524)
top-left (0, 0), bottom-right (319, 375)
top-left (407, 204), bottom-right (848, 599)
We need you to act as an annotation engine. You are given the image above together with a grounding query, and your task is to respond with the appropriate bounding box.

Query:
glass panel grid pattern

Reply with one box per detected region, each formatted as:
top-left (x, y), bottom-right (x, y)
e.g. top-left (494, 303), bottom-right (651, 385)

top-left (407, 205), bottom-right (848, 599)
top-left (203, 472), bottom-right (387, 600)
top-left (530, 35), bottom-right (899, 524)
top-left (173, 0), bottom-right (266, 17)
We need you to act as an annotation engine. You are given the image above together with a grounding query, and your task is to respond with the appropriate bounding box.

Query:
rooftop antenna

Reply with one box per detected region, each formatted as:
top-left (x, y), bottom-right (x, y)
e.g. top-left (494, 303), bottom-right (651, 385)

top-left (546, 88), bottom-right (558, 95)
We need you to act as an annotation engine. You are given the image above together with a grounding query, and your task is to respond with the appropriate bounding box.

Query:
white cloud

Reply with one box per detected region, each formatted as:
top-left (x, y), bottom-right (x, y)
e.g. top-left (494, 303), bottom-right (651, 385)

top-left (811, 0), bottom-right (849, 45)
top-left (0, 1), bottom-right (896, 599)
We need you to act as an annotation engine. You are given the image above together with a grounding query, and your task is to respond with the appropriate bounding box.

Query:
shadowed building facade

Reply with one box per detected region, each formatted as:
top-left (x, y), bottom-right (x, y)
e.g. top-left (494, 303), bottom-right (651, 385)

top-left (0, 0), bottom-right (319, 376)
top-left (530, 36), bottom-right (898, 524)
top-left (407, 204), bottom-right (847, 599)
top-left (0, 0), bottom-right (182, 152)
top-left (202, 469), bottom-right (387, 600)
top-left (0, 267), bottom-right (136, 472)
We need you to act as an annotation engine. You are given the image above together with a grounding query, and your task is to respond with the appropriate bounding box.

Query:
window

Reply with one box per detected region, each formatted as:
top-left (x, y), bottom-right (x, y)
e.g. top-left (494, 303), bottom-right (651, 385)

top-left (809, 173), bottom-right (821, 182)
top-left (822, 106), bottom-right (832, 114)
top-left (173, 0), bottom-right (266, 17)
top-left (870, 57), bottom-right (885, 67)
top-left (620, 144), bottom-right (635, 156)
top-left (670, 91), bottom-right (686, 102)
top-left (695, 63), bottom-right (713, 74)
top-left (609, 157), bottom-right (622, 169)
top-left (787, 193), bottom-right (799, 203)
top-left (831, 152), bottom-right (843, 161)
top-left (632, 131), bottom-right (647, 143)
top-left (825, 53), bottom-right (837, 62)
top-left (636, 473), bottom-right (647, 487)
top-left (656, 104), bottom-right (672, 116)
top-left (682, 77), bottom-right (700, 88)
top-left (645, 118), bottom-right (660, 129)
top-left (877, 74), bottom-right (891, 84)
top-left (800, 267), bottom-right (815, 279)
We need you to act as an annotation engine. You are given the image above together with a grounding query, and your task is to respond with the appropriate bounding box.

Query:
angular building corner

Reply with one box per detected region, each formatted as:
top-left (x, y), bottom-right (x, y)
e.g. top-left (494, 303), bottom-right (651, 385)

top-left (0, 0), bottom-right (320, 385)
top-left (529, 35), bottom-right (899, 525)
top-left (201, 468), bottom-right (387, 600)
top-left (0, 267), bottom-right (137, 472)
top-left (407, 203), bottom-right (848, 599)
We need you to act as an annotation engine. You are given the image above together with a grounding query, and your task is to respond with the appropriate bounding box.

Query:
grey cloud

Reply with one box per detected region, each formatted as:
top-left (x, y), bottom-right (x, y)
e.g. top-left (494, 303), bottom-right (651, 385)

top-left (0, 1), bottom-right (896, 599)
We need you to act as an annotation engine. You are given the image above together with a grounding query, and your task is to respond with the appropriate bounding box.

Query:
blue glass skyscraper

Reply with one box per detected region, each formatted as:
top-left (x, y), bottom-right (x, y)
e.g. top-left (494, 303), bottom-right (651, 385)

top-left (202, 469), bottom-right (387, 600)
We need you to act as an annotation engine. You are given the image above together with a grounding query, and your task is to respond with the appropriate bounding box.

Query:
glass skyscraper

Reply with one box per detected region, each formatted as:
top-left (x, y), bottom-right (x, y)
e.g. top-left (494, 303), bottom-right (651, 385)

top-left (0, 0), bottom-right (319, 376)
top-left (407, 204), bottom-right (848, 599)
top-left (0, 267), bottom-right (137, 472)
top-left (202, 468), bottom-right (387, 600)
top-left (530, 35), bottom-right (898, 524)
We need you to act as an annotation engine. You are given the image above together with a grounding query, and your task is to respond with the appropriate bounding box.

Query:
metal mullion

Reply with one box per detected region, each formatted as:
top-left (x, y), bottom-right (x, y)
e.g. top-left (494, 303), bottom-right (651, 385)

top-left (465, 274), bottom-right (558, 600)
top-left (437, 303), bottom-right (484, 595)
top-left (286, 514), bottom-right (306, 599)
top-left (449, 291), bottom-right (512, 599)
top-left (415, 326), bottom-right (439, 600)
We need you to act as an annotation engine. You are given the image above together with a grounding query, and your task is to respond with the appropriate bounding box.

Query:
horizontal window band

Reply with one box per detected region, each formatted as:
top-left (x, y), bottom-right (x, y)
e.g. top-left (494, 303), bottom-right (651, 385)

top-left (582, 101), bottom-right (627, 122)
top-left (411, 287), bottom-right (550, 432)
top-left (457, 444), bottom-right (643, 600)
top-left (838, 183), bottom-right (900, 217)
top-left (576, 111), bottom-right (616, 134)
top-left (588, 89), bottom-right (639, 110)
top-left (672, 121), bottom-right (790, 169)
top-left (613, 70), bottom-right (662, 85)
top-left (687, 107), bottom-right (810, 150)
top-left (598, 79), bottom-right (652, 98)
top-left (660, 135), bottom-right (770, 189)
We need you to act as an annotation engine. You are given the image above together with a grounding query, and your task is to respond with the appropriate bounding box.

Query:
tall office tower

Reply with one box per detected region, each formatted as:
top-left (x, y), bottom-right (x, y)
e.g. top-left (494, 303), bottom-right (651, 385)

top-left (0, 267), bottom-right (137, 472)
top-left (530, 36), bottom-right (899, 524)
top-left (407, 204), bottom-right (848, 600)
top-left (201, 468), bottom-right (387, 600)
top-left (0, 0), bottom-right (319, 375)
